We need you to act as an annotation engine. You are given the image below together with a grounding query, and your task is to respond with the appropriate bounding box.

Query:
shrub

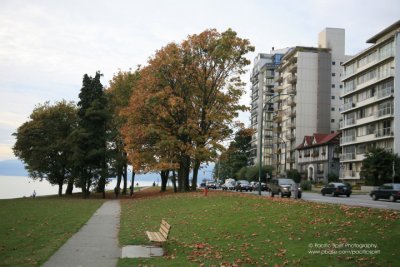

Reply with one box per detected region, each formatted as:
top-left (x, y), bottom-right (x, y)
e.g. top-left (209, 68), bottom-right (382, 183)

top-left (300, 180), bottom-right (312, 191)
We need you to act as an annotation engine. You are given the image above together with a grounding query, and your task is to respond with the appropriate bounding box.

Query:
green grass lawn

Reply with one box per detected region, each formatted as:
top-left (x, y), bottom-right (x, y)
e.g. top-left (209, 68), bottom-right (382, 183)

top-left (119, 190), bottom-right (399, 267)
top-left (0, 196), bottom-right (105, 266)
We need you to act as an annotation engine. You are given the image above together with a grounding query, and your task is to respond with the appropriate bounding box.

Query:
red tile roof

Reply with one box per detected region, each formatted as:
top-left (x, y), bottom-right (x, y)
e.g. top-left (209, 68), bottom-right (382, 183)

top-left (297, 132), bottom-right (341, 150)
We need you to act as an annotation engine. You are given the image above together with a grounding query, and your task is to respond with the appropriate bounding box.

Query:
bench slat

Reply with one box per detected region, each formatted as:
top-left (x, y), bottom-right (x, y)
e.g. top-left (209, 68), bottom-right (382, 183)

top-left (145, 220), bottom-right (171, 243)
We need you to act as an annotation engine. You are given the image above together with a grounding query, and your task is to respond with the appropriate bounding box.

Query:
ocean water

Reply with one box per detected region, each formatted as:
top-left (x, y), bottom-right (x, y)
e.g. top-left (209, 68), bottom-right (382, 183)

top-left (0, 176), bottom-right (154, 199)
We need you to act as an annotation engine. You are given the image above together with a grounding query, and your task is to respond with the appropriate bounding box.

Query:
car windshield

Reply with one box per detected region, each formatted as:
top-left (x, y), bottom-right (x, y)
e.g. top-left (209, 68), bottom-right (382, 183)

top-left (278, 179), bottom-right (295, 185)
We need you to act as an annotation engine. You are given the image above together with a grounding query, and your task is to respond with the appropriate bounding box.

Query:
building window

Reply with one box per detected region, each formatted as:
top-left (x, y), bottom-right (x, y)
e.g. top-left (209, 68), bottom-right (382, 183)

top-left (331, 119), bottom-right (335, 122)
top-left (332, 61), bottom-right (336, 65)
top-left (331, 96), bottom-right (335, 99)
top-left (331, 107), bottom-right (335, 111)
top-left (332, 73), bottom-right (336, 77)
top-left (340, 85), bottom-right (343, 88)
top-left (332, 84), bottom-right (335, 88)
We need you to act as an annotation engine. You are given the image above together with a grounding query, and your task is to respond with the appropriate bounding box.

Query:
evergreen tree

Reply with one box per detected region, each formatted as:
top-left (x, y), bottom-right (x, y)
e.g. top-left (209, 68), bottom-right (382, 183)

top-left (70, 72), bottom-right (110, 198)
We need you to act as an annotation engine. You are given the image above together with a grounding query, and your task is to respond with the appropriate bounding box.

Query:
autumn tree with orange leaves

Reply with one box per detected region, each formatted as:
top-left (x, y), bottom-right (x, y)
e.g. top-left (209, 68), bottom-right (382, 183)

top-left (106, 69), bottom-right (140, 196)
top-left (121, 28), bottom-right (254, 192)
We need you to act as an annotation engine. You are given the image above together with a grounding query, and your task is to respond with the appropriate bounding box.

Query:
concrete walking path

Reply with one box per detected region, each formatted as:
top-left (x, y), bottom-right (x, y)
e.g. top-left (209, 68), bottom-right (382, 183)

top-left (43, 200), bottom-right (121, 267)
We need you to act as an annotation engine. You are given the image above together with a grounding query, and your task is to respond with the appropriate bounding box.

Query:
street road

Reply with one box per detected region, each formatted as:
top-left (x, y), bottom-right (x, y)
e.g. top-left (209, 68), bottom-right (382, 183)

top-left (300, 192), bottom-right (400, 211)
top-left (235, 189), bottom-right (400, 211)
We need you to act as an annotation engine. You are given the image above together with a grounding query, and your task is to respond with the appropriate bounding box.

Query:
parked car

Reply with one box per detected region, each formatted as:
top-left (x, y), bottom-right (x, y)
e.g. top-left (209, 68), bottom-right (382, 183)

top-left (321, 182), bottom-right (352, 197)
top-left (235, 180), bottom-right (253, 192)
top-left (370, 183), bottom-right (400, 202)
top-left (251, 181), bottom-right (269, 191)
top-left (270, 178), bottom-right (301, 198)
top-left (221, 181), bottom-right (236, 190)
top-left (206, 181), bottom-right (217, 189)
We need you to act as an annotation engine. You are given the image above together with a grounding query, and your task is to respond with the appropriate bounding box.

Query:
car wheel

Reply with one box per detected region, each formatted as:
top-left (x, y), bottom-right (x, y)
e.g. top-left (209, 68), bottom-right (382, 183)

top-left (346, 194), bottom-right (350, 197)
top-left (389, 195), bottom-right (396, 202)
top-left (322, 192), bottom-right (325, 196)
top-left (271, 192), bottom-right (274, 197)
top-left (371, 194), bottom-right (378, 201)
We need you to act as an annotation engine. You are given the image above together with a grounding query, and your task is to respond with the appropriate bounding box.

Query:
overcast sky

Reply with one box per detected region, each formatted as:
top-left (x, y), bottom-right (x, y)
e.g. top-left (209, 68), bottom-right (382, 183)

top-left (0, 0), bottom-right (399, 161)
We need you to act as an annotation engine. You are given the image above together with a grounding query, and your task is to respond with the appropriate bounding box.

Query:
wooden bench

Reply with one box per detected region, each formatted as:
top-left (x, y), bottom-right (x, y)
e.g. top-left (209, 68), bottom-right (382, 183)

top-left (146, 219), bottom-right (171, 243)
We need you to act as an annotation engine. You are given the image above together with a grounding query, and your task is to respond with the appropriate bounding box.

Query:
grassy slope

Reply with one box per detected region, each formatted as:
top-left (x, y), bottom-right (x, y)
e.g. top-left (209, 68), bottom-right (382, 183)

top-left (119, 190), bottom-right (399, 267)
top-left (0, 196), bottom-right (105, 266)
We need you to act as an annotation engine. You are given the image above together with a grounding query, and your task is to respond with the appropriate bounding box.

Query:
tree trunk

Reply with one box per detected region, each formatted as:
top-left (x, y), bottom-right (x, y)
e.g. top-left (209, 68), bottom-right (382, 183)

top-left (160, 170), bottom-right (169, 192)
top-left (178, 154), bottom-right (191, 192)
top-left (58, 182), bottom-right (63, 196)
top-left (85, 177), bottom-right (91, 198)
top-left (130, 170), bottom-right (135, 197)
top-left (172, 170), bottom-right (177, 193)
top-left (99, 174), bottom-right (106, 199)
top-left (65, 177), bottom-right (74, 195)
top-left (115, 166), bottom-right (122, 198)
top-left (122, 163), bottom-right (128, 195)
top-left (191, 159), bottom-right (201, 191)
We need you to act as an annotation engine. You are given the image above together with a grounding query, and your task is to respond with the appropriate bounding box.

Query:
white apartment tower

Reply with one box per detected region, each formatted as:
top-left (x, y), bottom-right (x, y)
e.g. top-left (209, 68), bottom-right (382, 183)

top-left (318, 28), bottom-right (347, 131)
top-left (340, 21), bottom-right (400, 182)
top-left (274, 28), bottom-right (345, 174)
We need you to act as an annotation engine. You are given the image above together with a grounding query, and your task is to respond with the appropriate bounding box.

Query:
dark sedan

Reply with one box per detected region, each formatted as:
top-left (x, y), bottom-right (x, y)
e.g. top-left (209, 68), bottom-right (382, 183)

top-left (370, 183), bottom-right (400, 202)
top-left (321, 182), bottom-right (352, 197)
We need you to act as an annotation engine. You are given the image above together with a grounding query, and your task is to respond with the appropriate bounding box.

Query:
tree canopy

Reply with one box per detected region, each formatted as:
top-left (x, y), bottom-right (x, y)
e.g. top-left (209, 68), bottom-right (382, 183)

top-left (13, 100), bottom-right (78, 196)
top-left (121, 28), bottom-right (254, 192)
top-left (360, 148), bottom-right (400, 186)
top-left (69, 72), bottom-right (111, 198)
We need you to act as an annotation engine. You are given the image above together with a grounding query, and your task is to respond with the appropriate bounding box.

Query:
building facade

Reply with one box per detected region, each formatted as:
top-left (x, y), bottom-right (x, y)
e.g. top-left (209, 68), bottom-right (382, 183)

top-left (249, 49), bottom-right (288, 166)
top-left (250, 28), bottom-right (346, 177)
top-left (340, 21), bottom-right (400, 182)
top-left (274, 47), bottom-right (331, 174)
top-left (297, 132), bottom-right (341, 183)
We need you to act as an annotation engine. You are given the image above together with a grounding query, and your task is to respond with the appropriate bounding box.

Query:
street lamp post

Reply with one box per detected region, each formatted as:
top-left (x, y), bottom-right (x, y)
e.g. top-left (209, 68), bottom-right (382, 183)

top-left (258, 93), bottom-right (294, 195)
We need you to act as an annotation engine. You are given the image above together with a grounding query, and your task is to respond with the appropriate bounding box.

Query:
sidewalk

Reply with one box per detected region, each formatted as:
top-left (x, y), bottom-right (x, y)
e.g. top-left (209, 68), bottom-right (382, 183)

top-left (43, 200), bottom-right (121, 267)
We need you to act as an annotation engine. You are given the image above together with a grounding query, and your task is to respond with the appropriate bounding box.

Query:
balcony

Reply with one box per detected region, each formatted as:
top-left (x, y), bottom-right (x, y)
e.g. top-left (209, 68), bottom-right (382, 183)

top-left (285, 133), bottom-right (295, 140)
top-left (287, 86), bottom-right (296, 95)
top-left (287, 74), bottom-right (297, 84)
top-left (375, 127), bottom-right (394, 138)
top-left (287, 109), bottom-right (296, 118)
top-left (340, 153), bottom-right (356, 161)
top-left (272, 126), bottom-right (282, 132)
top-left (374, 107), bottom-right (393, 119)
top-left (340, 135), bottom-right (356, 145)
top-left (273, 111), bottom-right (283, 122)
top-left (287, 99), bottom-right (296, 107)
top-left (377, 86), bottom-right (394, 99)
top-left (340, 170), bottom-right (358, 179)
top-left (341, 102), bottom-right (356, 112)
top-left (287, 63), bottom-right (297, 73)
top-left (339, 118), bottom-right (355, 129)
top-left (286, 121), bottom-right (296, 129)
top-left (274, 85), bottom-right (283, 93)
top-left (343, 49), bottom-right (394, 81)
top-left (274, 75), bottom-right (283, 83)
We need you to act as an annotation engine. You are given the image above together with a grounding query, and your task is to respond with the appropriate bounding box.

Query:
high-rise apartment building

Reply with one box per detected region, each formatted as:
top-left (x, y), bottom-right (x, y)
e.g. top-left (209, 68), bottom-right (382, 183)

top-left (273, 28), bottom-right (346, 174)
top-left (318, 28), bottom-right (347, 131)
top-left (274, 47), bottom-right (332, 173)
top-left (249, 29), bottom-right (346, 175)
top-left (340, 21), bottom-right (400, 182)
top-left (249, 49), bottom-right (289, 166)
